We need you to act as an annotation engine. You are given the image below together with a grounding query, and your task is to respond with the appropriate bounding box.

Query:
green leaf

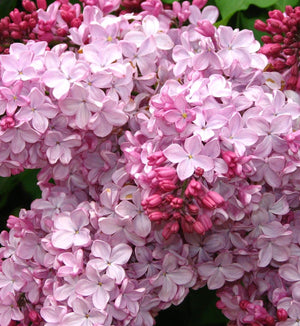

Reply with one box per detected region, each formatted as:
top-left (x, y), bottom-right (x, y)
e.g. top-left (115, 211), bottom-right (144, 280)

top-left (239, 10), bottom-right (268, 44)
top-left (215, 0), bottom-right (278, 21)
top-left (274, 0), bottom-right (300, 11)
top-left (0, 0), bottom-right (17, 18)
top-left (161, 0), bottom-right (178, 3)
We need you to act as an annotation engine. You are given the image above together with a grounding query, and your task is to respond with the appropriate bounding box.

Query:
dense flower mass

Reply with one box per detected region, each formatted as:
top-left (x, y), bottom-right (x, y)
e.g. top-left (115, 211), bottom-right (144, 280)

top-left (0, 1), bottom-right (300, 326)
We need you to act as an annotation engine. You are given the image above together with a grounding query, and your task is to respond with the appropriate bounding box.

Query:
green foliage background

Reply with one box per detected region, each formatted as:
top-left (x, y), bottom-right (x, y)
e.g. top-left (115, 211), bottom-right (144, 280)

top-left (0, 0), bottom-right (299, 325)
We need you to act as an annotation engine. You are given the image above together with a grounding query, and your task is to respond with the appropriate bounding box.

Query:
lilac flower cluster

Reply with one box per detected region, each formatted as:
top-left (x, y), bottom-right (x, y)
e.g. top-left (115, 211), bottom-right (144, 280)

top-left (0, 1), bottom-right (299, 326)
top-left (255, 6), bottom-right (300, 92)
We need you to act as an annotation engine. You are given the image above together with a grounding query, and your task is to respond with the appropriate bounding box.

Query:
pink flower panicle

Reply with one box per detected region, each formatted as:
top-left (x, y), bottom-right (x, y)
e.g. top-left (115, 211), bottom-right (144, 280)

top-left (255, 6), bottom-right (300, 91)
top-left (0, 2), bottom-right (299, 326)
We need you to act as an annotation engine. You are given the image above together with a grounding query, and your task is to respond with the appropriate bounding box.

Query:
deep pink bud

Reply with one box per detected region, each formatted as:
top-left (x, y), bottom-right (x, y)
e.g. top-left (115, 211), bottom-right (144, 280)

top-left (159, 179), bottom-right (177, 192)
top-left (277, 308), bottom-right (288, 321)
top-left (269, 9), bottom-right (284, 21)
top-left (254, 19), bottom-right (267, 31)
top-left (162, 221), bottom-right (179, 239)
top-left (19, 21), bottom-right (29, 30)
top-left (265, 316), bottom-right (275, 326)
top-left (155, 167), bottom-right (177, 179)
top-left (184, 214), bottom-right (195, 224)
top-left (29, 310), bottom-right (42, 324)
top-left (260, 43), bottom-right (282, 55)
top-left (148, 211), bottom-right (164, 221)
top-left (71, 17), bottom-right (82, 28)
top-left (145, 194), bottom-right (162, 208)
top-left (239, 300), bottom-right (250, 310)
top-left (56, 28), bottom-right (68, 37)
top-left (10, 31), bottom-right (22, 39)
top-left (22, 0), bottom-right (36, 12)
top-left (192, 0), bottom-right (207, 9)
top-left (185, 179), bottom-right (202, 197)
top-left (193, 221), bottom-right (205, 234)
top-left (196, 20), bottom-right (215, 37)
top-left (10, 9), bottom-right (22, 23)
top-left (170, 197), bottom-right (184, 208)
top-left (202, 191), bottom-right (224, 209)
top-left (187, 204), bottom-right (199, 215)
top-left (37, 0), bottom-right (47, 10)
top-left (198, 214), bottom-right (212, 231)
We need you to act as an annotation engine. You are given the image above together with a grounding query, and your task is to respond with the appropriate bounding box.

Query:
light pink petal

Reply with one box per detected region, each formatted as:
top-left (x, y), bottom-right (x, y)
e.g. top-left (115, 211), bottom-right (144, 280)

top-left (279, 264), bottom-right (300, 282)
top-left (32, 112), bottom-right (48, 133)
top-left (71, 209), bottom-right (89, 228)
top-left (52, 230), bottom-right (74, 249)
top-left (169, 267), bottom-right (193, 285)
top-left (154, 34), bottom-right (174, 50)
top-left (63, 313), bottom-right (84, 326)
top-left (73, 229), bottom-right (90, 247)
top-left (91, 240), bottom-right (111, 259)
top-left (177, 158), bottom-right (195, 180)
top-left (76, 279), bottom-right (96, 296)
top-left (107, 265), bottom-right (125, 284)
top-left (258, 243), bottom-right (273, 267)
top-left (222, 264), bottom-right (244, 282)
top-left (201, 5), bottom-right (219, 23)
top-left (159, 277), bottom-right (177, 302)
top-left (163, 144), bottom-right (187, 163)
top-left (93, 286), bottom-right (109, 310)
top-left (207, 269), bottom-right (225, 290)
top-left (270, 115), bottom-right (292, 134)
top-left (198, 262), bottom-right (217, 278)
top-left (111, 243), bottom-right (132, 265)
top-left (133, 213), bottom-right (151, 237)
top-left (124, 31), bottom-right (146, 47)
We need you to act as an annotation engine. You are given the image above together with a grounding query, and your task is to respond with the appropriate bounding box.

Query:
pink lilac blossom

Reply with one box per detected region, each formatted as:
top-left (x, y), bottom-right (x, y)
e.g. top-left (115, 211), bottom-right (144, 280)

top-left (0, 2), bottom-right (300, 326)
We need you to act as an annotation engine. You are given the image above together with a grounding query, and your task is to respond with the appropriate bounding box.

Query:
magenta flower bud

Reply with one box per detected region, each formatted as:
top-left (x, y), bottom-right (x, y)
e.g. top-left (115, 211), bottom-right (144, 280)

top-left (202, 191), bottom-right (224, 209)
top-left (10, 31), bottom-right (22, 39)
top-left (188, 204), bottom-right (199, 215)
top-left (265, 315), bottom-right (275, 326)
top-left (162, 221), bottom-right (179, 239)
top-left (37, 0), bottom-right (47, 10)
top-left (184, 214), bottom-right (195, 224)
top-left (144, 194), bottom-right (162, 208)
top-left (222, 150), bottom-right (236, 165)
top-left (196, 20), bottom-right (215, 37)
top-left (185, 179), bottom-right (202, 197)
top-left (19, 21), bottom-right (29, 30)
top-left (260, 43), bottom-right (282, 55)
top-left (172, 1), bottom-right (181, 14)
top-left (29, 310), bottom-right (42, 324)
top-left (148, 211), bottom-right (164, 221)
top-left (192, 0), bottom-right (207, 9)
top-left (193, 221), bottom-right (205, 234)
top-left (22, 0), bottom-right (36, 12)
top-left (277, 308), bottom-right (288, 321)
top-left (286, 54), bottom-right (297, 66)
top-left (254, 19), bottom-right (267, 32)
top-left (148, 151), bottom-right (166, 166)
top-left (10, 9), bottom-right (22, 24)
top-left (170, 197), bottom-right (184, 208)
top-left (239, 300), bottom-right (250, 310)
top-left (194, 167), bottom-right (204, 177)
top-left (71, 17), bottom-right (82, 28)
top-left (269, 9), bottom-right (284, 21)
top-left (155, 167), bottom-right (177, 180)
top-left (159, 179), bottom-right (177, 192)
top-left (198, 214), bottom-right (212, 231)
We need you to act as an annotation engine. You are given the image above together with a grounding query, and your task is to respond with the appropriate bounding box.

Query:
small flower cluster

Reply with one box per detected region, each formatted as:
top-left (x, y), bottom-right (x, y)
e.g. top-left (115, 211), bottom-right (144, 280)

top-left (0, 1), bottom-right (300, 326)
top-left (0, 0), bottom-right (83, 53)
top-left (255, 6), bottom-right (300, 91)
